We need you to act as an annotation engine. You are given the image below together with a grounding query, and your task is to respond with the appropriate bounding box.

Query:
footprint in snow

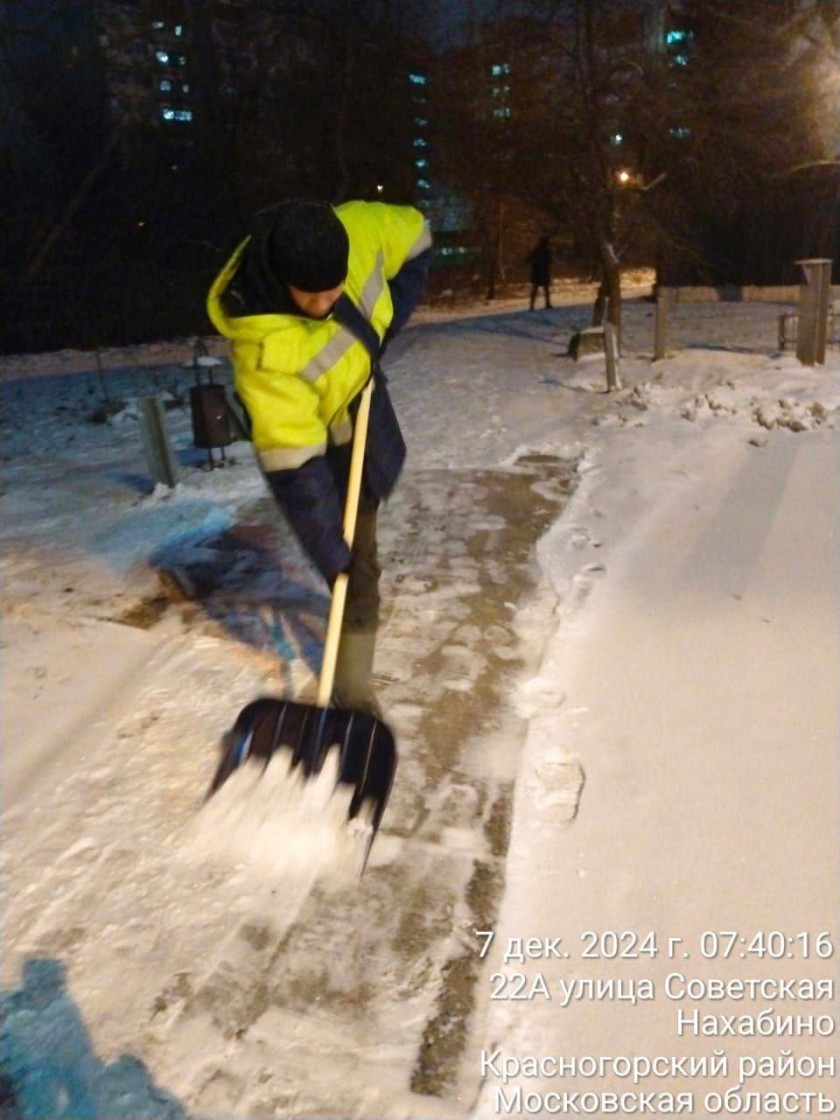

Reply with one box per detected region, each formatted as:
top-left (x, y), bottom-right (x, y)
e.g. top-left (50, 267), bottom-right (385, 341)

top-left (526, 754), bottom-right (585, 824)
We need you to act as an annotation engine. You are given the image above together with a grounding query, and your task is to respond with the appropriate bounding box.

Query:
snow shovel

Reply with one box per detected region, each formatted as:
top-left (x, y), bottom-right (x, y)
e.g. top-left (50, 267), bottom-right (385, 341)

top-left (206, 378), bottom-right (397, 843)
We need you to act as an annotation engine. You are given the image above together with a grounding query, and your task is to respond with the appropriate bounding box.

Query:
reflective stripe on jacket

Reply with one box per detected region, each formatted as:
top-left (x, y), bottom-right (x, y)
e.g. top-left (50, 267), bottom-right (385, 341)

top-left (207, 200), bottom-right (432, 472)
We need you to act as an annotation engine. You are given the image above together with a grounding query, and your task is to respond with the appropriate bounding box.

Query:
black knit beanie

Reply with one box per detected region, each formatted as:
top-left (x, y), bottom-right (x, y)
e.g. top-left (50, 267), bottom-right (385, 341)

top-left (264, 200), bottom-right (349, 292)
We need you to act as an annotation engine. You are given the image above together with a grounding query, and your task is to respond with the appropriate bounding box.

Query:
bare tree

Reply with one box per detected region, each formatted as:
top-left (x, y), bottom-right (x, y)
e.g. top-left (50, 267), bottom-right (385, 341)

top-left (433, 0), bottom-right (840, 321)
top-left (211, 0), bottom-right (418, 208)
top-left (644, 0), bottom-right (840, 284)
top-left (432, 0), bottom-right (663, 332)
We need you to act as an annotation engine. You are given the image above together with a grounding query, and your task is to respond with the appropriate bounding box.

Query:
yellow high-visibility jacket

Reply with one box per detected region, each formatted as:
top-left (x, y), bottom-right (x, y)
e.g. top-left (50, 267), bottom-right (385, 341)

top-left (207, 200), bottom-right (431, 474)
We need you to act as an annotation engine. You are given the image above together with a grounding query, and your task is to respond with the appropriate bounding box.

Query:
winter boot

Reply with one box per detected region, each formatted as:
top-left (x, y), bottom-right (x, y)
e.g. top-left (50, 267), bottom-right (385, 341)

top-left (332, 629), bottom-right (381, 717)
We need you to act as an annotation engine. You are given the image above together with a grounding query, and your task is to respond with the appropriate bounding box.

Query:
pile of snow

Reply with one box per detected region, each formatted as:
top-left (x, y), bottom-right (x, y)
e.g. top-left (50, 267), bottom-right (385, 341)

top-left (179, 749), bottom-right (374, 887)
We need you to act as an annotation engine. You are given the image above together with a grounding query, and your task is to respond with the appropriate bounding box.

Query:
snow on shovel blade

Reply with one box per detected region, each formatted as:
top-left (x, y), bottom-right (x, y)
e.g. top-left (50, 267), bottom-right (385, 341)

top-left (208, 697), bottom-right (397, 836)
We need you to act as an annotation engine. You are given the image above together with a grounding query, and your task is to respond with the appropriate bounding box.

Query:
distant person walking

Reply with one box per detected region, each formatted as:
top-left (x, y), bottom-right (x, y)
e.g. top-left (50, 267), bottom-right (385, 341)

top-left (527, 235), bottom-right (553, 311)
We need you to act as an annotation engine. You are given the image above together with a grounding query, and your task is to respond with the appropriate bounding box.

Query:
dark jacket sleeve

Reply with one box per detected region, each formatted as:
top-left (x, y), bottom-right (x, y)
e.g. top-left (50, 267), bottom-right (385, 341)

top-left (265, 458), bottom-right (351, 584)
top-left (384, 247), bottom-right (431, 349)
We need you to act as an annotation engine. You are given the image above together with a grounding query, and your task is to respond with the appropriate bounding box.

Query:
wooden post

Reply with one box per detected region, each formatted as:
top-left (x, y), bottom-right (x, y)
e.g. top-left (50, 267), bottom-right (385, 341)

top-left (654, 285), bottom-right (671, 360)
top-left (795, 258), bottom-right (832, 366)
top-left (604, 321), bottom-right (621, 391)
top-left (138, 396), bottom-right (179, 488)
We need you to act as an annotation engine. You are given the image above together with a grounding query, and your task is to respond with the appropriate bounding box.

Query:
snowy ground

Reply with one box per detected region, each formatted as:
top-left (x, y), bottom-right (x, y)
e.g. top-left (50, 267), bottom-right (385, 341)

top-left (2, 281), bottom-right (838, 1119)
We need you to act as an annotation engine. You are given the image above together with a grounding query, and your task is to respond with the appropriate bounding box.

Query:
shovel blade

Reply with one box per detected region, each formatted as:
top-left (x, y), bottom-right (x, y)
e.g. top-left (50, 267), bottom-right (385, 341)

top-left (208, 697), bottom-right (397, 834)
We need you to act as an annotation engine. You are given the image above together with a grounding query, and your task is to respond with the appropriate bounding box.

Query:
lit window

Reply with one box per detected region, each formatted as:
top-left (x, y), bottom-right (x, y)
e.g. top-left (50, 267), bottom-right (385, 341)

top-left (156, 50), bottom-right (170, 63)
top-left (162, 108), bottom-right (193, 122)
top-left (491, 63), bottom-right (511, 76)
top-left (409, 73), bottom-right (427, 85)
top-left (152, 21), bottom-right (164, 30)
top-left (416, 178), bottom-right (431, 189)
top-left (611, 133), bottom-right (623, 145)
top-left (174, 24), bottom-right (184, 36)
top-left (414, 117), bottom-right (427, 127)
top-left (666, 29), bottom-right (691, 45)
top-left (493, 107), bottom-right (511, 118)
top-left (413, 137), bottom-right (427, 148)
top-left (415, 158), bottom-right (429, 168)
top-left (673, 53), bottom-right (688, 66)
top-left (669, 125), bottom-right (691, 139)
top-left (160, 79), bottom-right (173, 92)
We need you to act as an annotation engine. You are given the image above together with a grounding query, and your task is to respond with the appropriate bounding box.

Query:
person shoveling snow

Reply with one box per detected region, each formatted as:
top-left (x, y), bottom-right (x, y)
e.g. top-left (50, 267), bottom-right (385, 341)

top-left (204, 199), bottom-right (431, 852)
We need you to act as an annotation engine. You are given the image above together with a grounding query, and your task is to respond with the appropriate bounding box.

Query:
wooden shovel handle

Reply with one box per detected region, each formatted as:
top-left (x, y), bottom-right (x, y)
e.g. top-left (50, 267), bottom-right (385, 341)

top-left (317, 378), bottom-right (374, 707)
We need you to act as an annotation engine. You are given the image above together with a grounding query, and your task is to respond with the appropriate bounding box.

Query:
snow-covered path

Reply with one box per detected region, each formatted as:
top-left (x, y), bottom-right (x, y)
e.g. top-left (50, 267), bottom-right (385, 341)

top-left (2, 290), bottom-right (839, 1118)
top-left (477, 424), bottom-right (839, 1116)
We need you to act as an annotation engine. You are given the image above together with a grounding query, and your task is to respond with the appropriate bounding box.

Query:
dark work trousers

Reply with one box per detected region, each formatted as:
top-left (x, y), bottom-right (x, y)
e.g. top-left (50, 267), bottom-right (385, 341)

top-left (342, 492), bottom-right (381, 634)
top-left (331, 454), bottom-right (382, 711)
top-left (324, 440), bottom-right (381, 634)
